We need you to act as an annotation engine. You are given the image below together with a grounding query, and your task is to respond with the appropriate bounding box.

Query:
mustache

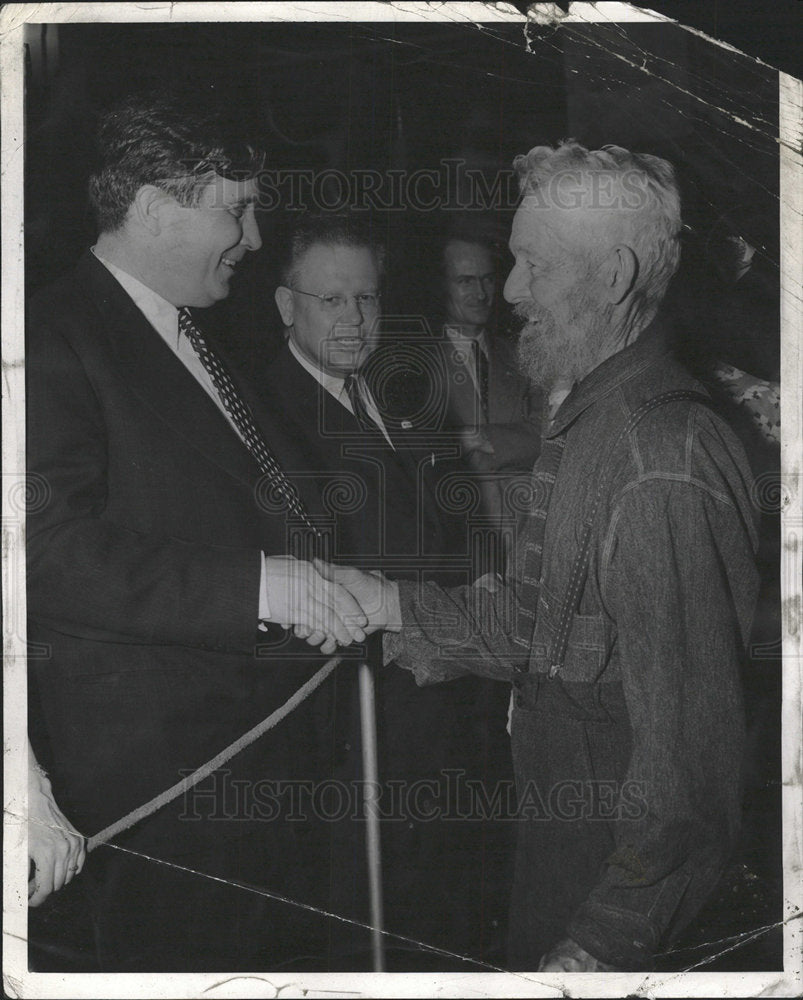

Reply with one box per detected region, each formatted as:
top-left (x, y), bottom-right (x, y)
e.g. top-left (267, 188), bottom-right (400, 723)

top-left (512, 302), bottom-right (544, 333)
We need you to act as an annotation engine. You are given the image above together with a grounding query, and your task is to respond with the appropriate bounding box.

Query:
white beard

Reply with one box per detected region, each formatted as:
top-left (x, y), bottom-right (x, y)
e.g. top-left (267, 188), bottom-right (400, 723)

top-left (515, 299), bottom-right (610, 390)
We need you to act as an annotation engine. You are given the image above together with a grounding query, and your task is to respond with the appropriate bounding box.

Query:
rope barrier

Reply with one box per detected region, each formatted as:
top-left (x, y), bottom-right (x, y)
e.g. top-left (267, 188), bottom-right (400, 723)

top-left (86, 655), bottom-right (342, 852)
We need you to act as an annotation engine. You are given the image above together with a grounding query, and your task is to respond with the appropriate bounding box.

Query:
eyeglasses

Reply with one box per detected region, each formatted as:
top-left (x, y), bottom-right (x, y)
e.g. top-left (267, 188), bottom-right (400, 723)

top-left (288, 288), bottom-right (381, 313)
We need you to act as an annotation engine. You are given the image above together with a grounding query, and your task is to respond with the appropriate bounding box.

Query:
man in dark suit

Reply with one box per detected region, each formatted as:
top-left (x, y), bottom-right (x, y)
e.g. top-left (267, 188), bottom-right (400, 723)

top-left (437, 232), bottom-right (543, 488)
top-left (250, 213), bottom-right (513, 968)
top-left (26, 94), bottom-right (367, 972)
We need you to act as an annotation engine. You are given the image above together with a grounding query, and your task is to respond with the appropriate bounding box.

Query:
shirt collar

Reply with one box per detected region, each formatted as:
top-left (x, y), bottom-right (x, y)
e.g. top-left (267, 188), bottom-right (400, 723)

top-left (546, 315), bottom-right (671, 438)
top-left (287, 337), bottom-right (349, 400)
top-left (91, 246), bottom-right (179, 340)
top-left (444, 324), bottom-right (488, 356)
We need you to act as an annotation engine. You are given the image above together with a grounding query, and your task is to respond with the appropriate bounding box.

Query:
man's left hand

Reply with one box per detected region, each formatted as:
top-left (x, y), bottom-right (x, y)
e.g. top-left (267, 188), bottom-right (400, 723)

top-left (28, 765), bottom-right (86, 907)
top-left (538, 937), bottom-right (620, 972)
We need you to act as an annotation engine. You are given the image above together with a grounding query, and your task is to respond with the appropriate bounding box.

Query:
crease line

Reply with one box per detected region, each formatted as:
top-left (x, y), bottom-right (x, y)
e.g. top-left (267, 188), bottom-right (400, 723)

top-left (679, 911), bottom-right (800, 973)
top-left (660, 914), bottom-right (794, 958)
top-left (91, 839), bottom-right (550, 981)
top-left (14, 809), bottom-right (794, 976)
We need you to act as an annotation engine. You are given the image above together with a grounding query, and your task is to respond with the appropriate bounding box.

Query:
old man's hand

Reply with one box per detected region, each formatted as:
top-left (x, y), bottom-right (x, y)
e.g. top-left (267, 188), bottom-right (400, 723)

top-left (538, 937), bottom-right (620, 972)
top-left (291, 560), bottom-right (401, 649)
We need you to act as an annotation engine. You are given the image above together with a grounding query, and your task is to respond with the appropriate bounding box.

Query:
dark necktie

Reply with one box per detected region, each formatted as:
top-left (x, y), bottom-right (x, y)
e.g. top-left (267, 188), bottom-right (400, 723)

top-left (178, 308), bottom-right (316, 532)
top-left (475, 342), bottom-right (489, 414)
top-left (344, 372), bottom-right (375, 431)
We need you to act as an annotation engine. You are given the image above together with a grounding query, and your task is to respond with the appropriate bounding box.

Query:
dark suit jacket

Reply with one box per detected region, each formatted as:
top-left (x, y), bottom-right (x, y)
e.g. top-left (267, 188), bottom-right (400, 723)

top-left (249, 344), bottom-right (465, 569)
top-left (26, 252), bottom-right (333, 859)
top-left (440, 326), bottom-right (543, 472)
top-left (371, 322), bottom-right (542, 532)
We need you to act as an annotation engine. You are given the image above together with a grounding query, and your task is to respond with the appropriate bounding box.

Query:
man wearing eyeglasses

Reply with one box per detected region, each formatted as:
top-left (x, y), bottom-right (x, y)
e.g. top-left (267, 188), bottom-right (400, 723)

top-left (272, 223), bottom-right (390, 444)
top-left (252, 212), bottom-right (511, 968)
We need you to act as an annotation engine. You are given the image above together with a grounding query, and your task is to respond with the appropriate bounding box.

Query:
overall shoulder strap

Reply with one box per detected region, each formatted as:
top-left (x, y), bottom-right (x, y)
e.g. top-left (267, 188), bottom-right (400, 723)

top-left (547, 390), bottom-right (710, 678)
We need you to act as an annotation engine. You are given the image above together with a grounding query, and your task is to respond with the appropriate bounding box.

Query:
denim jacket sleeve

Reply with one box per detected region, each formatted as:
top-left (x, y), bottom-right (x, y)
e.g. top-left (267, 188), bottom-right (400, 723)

top-left (567, 475), bottom-right (760, 968)
top-left (386, 572), bottom-right (530, 684)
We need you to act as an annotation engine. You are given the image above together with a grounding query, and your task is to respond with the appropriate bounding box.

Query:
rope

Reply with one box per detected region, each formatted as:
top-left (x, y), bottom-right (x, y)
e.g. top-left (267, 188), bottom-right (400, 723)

top-left (86, 655), bottom-right (342, 852)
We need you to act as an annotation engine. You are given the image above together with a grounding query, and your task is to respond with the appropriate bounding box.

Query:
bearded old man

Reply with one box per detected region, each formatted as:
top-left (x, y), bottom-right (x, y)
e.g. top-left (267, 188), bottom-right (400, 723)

top-left (317, 141), bottom-right (760, 971)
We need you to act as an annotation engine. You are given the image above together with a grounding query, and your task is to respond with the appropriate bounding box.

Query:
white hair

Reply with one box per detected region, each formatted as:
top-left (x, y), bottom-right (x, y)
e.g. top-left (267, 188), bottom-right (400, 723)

top-left (513, 140), bottom-right (682, 312)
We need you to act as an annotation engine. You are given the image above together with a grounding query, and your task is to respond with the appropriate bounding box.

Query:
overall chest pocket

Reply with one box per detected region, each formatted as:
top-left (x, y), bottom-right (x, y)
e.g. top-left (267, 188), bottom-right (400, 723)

top-left (526, 582), bottom-right (610, 685)
top-left (512, 580), bottom-right (630, 789)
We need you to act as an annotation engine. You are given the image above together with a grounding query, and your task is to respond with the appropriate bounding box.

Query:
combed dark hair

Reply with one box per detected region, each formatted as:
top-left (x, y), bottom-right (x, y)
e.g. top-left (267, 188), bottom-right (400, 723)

top-left (88, 92), bottom-right (265, 232)
top-left (280, 212), bottom-right (387, 287)
top-left (439, 217), bottom-right (502, 274)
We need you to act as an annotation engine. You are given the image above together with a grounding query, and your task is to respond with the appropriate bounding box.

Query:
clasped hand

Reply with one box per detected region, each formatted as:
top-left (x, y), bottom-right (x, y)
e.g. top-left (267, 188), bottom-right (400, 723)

top-left (28, 758), bottom-right (86, 907)
top-left (263, 556), bottom-right (400, 653)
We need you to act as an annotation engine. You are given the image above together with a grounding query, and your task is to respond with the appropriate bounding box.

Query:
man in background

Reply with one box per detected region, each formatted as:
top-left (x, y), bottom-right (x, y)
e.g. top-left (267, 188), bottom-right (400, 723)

top-left (437, 227), bottom-right (543, 501)
top-left (249, 212), bottom-right (512, 968)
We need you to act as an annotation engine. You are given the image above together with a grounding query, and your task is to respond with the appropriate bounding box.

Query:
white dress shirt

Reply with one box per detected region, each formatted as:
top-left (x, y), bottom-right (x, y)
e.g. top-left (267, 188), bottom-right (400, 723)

top-left (444, 325), bottom-right (489, 400)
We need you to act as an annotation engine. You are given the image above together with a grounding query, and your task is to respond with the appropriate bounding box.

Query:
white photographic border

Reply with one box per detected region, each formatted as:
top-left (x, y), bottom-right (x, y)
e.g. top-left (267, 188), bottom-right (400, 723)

top-left (3, 3), bottom-right (800, 997)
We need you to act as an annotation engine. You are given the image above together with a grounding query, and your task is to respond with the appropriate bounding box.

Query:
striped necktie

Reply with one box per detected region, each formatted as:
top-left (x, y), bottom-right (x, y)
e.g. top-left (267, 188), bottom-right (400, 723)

top-left (178, 308), bottom-right (317, 532)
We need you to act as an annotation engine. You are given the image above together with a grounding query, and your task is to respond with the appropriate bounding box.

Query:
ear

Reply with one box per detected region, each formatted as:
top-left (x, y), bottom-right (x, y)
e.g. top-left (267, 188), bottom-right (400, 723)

top-left (130, 184), bottom-right (173, 236)
top-left (274, 285), bottom-right (295, 328)
top-left (602, 245), bottom-right (638, 304)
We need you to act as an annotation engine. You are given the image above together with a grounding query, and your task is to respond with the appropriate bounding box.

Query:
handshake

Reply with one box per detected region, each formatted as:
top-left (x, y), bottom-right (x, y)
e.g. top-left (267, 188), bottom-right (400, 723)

top-left (264, 556), bottom-right (402, 655)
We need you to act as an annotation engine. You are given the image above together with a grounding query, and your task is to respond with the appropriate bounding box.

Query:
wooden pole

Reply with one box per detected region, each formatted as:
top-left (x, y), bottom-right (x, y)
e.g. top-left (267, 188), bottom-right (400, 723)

top-left (358, 659), bottom-right (385, 971)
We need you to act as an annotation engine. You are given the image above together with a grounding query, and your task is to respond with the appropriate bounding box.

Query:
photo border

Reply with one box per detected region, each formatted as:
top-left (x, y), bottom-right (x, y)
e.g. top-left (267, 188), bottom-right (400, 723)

top-left (3, 2), bottom-right (800, 996)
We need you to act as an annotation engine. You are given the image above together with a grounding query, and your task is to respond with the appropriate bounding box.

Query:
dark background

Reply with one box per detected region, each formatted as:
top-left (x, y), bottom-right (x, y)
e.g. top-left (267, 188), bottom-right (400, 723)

top-left (25, 12), bottom-right (782, 378)
top-left (531, 0), bottom-right (801, 80)
top-left (23, 7), bottom-right (786, 972)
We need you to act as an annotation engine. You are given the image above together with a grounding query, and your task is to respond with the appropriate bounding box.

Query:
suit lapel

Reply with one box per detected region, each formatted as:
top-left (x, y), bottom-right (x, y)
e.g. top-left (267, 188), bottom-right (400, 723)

top-left (259, 346), bottom-right (461, 555)
top-left (77, 252), bottom-right (261, 488)
top-left (252, 346), bottom-right (349, 520)
top-left (443, 337), bottom-right (483, 429)
top-left (267, 346), bottom-right (441, 509)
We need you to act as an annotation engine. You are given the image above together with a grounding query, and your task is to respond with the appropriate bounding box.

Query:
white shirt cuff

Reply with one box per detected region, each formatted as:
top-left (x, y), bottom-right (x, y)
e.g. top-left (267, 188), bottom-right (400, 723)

top-left (258, 551), bottom-right (270, 629)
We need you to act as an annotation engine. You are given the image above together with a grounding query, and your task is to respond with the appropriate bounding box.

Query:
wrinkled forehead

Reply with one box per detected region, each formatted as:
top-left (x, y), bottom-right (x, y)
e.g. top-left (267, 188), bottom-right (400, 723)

top-left (510, 193), bottom-right (629, 258)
